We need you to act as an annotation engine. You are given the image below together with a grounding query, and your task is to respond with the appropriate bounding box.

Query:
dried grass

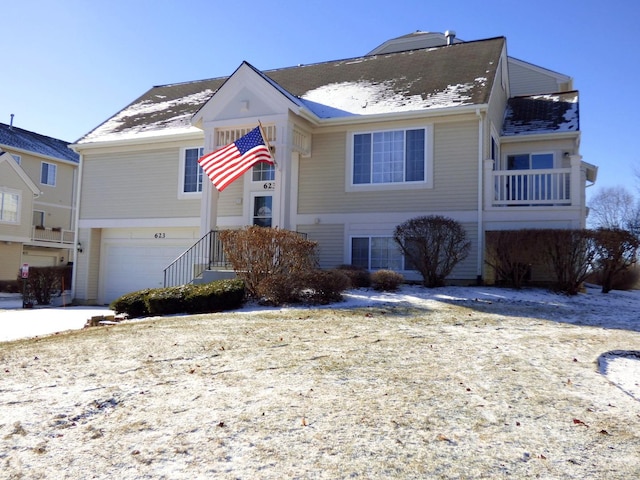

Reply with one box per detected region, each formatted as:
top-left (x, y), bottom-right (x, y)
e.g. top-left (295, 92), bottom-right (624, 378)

top-left (1, 297), bottom-right (639, 479)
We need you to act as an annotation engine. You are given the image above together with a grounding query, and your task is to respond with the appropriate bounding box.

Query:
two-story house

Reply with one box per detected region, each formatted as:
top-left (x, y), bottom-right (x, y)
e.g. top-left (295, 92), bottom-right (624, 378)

top-left (71, 31), bottom-right (597, 305)
top-left (0, 120), bottom-right (79, 287)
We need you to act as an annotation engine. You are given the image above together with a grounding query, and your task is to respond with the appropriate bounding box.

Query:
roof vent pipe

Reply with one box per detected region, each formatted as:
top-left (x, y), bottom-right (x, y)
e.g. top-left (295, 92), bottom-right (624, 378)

top-left (9, 113), bottom-right (14, 129)
top-left (445, 30), bottom-right (456, 45)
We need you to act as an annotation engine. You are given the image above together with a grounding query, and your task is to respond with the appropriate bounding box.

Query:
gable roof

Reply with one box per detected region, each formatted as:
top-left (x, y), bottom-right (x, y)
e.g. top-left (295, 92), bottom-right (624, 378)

top-left (76, 37), bottom-right (505, 144)
top-left (0, 122), bottom-right (79, 163)
top-left (0, 151), bottom-right (41, 194)
top-left (502, 91), bottom-right (579, 136)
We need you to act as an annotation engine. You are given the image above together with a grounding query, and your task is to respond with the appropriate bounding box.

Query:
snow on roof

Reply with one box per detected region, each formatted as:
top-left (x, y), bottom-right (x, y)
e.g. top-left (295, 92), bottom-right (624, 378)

top-left (300, 77), bottom-right (488, 118)
top-left (502, 91), bottom-right (579, 136)
top-left (78, 89), bottom-right (215, 144)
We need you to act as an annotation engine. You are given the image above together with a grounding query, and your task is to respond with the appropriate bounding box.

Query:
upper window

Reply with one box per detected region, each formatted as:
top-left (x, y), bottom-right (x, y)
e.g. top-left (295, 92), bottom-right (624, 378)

top-left (41, 162), bottom-right (57, 186)
top-left (507, 153), bottom-right (553, 170)
top-left (352, 128), bottom-right (428, 185)
top-left (252, 162), bottom-right (275, 182)
top-left (182, 147), bottom-right (204, 194)
top-left (0, 189), bottom-right (20, 223)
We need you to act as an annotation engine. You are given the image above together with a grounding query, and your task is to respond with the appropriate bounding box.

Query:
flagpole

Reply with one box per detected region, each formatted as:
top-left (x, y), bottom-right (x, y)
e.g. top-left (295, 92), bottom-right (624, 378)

top-left (258, 120), bottom-right (277, 166)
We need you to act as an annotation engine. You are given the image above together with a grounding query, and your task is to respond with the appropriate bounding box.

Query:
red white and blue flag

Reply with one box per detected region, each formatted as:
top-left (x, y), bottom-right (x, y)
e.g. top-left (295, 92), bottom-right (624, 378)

top-left (198, 126), bottom-right (274, 192)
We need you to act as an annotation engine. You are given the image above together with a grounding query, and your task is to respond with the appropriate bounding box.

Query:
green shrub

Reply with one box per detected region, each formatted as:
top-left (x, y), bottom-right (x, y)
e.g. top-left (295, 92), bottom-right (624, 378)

top-left (145, 285), bottom-right (191, 316)
top-left (109, 279), bottom-right (246, 318)
top-left (371, 269), bottom-right (404, 291)
top-left (110, 289), bottom-right (152, 318)
top-left (335, 264), bottom-right (371, 288)
top-left (184, 279), bottom-right (245, 313)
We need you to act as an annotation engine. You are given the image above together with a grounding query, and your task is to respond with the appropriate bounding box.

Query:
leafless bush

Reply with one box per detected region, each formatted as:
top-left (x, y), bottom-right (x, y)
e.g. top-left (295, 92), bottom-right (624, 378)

top-left (394, 215), bottom-right (470, 288)
top-left (371, 270), bottom-right (404, 291)
top-left (220, 226), bottom-right (318, 302)
top-left (592, 228), bottom-right (640, 293)
top-left (540, 229), bottom-right (598, 295)
top-left (334, 264), bottom-right (371, 288)
top-left (485, 230), bottom-right (537, 289)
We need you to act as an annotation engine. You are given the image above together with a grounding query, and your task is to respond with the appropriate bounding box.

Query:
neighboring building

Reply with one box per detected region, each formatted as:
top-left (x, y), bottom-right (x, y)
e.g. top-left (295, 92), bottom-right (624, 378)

top-left (71, 31), bottom-right (597, 305)
top-left (0, 120), bottom-right (79, 286)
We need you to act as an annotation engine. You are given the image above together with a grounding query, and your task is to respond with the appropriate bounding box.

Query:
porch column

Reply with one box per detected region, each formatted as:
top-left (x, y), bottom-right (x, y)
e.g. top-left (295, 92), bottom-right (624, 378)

top-left (200, 128), bottom-right (219, 236)
top-left (483, 159), bottom-right (495, 209)
top-left (569, 155), bottom-right (583, 207)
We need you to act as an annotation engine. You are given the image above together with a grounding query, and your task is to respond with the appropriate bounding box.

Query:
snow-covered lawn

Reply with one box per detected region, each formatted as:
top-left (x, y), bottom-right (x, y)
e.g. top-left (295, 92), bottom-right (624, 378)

top-left (1, 285), bottom-right (639, 479)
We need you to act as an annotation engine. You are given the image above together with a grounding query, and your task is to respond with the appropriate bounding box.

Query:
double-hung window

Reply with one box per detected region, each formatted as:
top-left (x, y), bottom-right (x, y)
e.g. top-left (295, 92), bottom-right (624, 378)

top-left (351, 236), bottom-right (407, 271)
top-left (41, 162), bottom-right (56, 186)
top-left (352, 128), bottom-right (428, 186)
top-left (182, 147), bottom-right (204, 194)
top-left (0, 189), bottom-right (19, 223)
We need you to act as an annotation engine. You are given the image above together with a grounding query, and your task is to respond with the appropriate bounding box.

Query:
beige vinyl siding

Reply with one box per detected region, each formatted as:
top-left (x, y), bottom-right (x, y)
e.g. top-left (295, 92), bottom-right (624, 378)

top-left (0, 163), bottom-right (34, 240)
top-left (449, 221), bottom-right (478, 280)
top-left (0, 242), bottom-right (22, 281)
top-left (80, 148), bottom-right (200, 219)
top-left (508, 61), bottom-right (567, 97)
top-left (217, 180), bottom-right (243, 217)
top-left (297, 223), bottom-right (345, 269)
top-left (298, 120), bottom-right (480, 215)
top-left (74, 227), bottom-right (102, 304)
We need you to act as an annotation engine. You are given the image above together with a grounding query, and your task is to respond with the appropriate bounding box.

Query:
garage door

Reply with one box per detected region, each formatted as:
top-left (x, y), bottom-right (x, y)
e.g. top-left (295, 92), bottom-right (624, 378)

top-left (102, 243), bottom-right (189, 303)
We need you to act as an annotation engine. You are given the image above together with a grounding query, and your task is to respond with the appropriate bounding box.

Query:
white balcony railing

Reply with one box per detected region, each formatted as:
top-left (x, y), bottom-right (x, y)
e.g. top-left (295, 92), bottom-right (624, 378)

top-left (485, 156), bottom-right (584, 208)
top-left (492, 168), bottom-right (571, 206)
top-left (31, 227), bottom-right (75, 246)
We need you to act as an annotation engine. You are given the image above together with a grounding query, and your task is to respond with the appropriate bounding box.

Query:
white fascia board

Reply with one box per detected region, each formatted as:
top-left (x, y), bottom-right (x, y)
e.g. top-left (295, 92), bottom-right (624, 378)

top-left (306, 103), bottom-right (489, 127)
top-left (500, 130), bottom-right (580, 143)
top-left (70, 128), bottom-right (205, 153)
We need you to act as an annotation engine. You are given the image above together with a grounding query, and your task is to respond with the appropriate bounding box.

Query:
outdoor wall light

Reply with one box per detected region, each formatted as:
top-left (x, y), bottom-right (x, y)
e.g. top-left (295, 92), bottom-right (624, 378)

top-left (77, 242), bottom-right (83, 253)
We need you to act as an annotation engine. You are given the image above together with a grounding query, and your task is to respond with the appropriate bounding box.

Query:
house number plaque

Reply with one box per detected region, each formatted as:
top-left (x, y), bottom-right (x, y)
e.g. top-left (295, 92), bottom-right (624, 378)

top-left (263, 182), bottom-right (275, 190)
top-left (154, 233), bottom-right (166, 239)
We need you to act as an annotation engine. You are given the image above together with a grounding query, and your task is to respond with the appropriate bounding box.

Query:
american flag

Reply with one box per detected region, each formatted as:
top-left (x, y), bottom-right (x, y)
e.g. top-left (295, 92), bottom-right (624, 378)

top-left (198, 126), bottom-right (274, 192)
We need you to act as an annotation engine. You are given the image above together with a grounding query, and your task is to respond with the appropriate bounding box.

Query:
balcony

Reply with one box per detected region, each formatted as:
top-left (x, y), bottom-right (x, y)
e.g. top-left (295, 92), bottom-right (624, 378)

top-left (31, 226), bottom-right (75, 247)
top-left (484, 156), bottom-right (591, 208)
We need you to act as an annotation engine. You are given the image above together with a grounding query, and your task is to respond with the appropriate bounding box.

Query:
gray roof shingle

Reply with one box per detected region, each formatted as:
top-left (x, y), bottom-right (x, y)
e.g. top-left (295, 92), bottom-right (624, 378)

top-left (0, 122), bottom-right (79, 163)
top-left (77, 37), bottom-right (505, 144)
top-left (502, 91), bottom-right (579, 136)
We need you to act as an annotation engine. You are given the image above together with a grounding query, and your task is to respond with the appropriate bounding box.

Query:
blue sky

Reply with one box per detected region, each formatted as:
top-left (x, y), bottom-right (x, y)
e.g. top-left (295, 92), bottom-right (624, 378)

top-left (2, 0), bottom-right (638, 198)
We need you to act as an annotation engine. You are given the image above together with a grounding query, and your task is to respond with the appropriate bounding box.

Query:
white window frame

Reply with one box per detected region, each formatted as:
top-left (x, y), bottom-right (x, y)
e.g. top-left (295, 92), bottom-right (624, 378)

top-left (505, 151), bottom-right (555, 170)
top-left (350, 235), bottom-right (410, 271)
top-left (0, 188), bottom-right (20, 224)
top-left (40, 162), bottom-right (57, 186)
top-left (178, 146), bottom-right (204, 199)
top-left (346, 125), bottom-right (433, 192)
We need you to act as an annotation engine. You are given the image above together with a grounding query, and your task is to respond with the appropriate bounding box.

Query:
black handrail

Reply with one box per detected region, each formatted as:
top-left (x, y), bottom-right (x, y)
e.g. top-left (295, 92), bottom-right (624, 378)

top-left (163, 230), bottom-right (229, 287)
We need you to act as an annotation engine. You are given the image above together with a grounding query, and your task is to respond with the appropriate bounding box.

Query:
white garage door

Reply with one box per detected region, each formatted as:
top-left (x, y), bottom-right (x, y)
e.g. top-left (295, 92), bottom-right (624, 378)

top-left (102, 243), bottom-right (189, 303)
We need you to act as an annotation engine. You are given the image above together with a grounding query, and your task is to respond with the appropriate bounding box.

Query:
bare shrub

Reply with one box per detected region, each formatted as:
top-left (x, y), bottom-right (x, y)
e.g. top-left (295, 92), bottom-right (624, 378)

top-left (371, 270), bottom-right (404, 291)
top-left (22, 266), bottom-right (66, 305)
top-left (335, 264), bottom-right (371, 288)
top-left (592, 228), bottom-right (640, 293)
top-left (540, 229), bottom-right (598, 295)
top-left (485, 230), bottom-right (538, 289)
top-left (394, 215), bottom-right (470, 288)
top-left (299, 269), bottom-right (351, 304)
top-left (220, 226), bottom-right (318, 302)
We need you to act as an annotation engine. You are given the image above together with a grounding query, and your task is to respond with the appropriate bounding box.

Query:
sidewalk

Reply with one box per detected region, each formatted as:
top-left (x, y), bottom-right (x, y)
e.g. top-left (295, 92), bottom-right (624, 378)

top-left (0, 293), bottom-right (114, 342)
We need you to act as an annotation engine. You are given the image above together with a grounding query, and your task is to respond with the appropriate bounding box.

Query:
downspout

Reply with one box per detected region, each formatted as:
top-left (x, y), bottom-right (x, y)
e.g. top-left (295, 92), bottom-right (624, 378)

top-left (475, 109), bottom-right (484, 284)
top-left (71, 151), bottom-right (83, 302)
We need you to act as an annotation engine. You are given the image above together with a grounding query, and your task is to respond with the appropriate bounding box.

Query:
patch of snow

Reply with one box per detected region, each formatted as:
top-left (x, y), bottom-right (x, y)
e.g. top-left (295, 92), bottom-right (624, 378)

top-left (301, 78), bottom-right (484, 118)
top-left (78, 89), bottom-right (214, 143)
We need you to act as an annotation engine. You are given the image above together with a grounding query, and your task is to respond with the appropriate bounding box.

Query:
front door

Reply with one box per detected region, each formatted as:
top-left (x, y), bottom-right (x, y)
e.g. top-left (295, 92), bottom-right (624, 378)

top-left (252, 195), bottom-right (272, 227)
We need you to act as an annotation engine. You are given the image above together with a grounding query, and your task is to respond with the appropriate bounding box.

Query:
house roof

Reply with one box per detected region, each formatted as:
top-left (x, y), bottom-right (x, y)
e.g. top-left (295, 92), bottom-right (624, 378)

top-left (76, 36), bottom-right (506, 144)
top-left (502, 91), bottom-right (579, 136)
top-left (0, 122), bottom-right (79, 163)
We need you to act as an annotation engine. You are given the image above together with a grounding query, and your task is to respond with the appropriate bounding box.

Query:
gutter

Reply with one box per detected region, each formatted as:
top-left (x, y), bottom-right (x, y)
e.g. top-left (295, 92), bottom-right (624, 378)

top-left (71, 152), bottom-right (84, 302)
top-left (476, 108), bottom-right (484, 284)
